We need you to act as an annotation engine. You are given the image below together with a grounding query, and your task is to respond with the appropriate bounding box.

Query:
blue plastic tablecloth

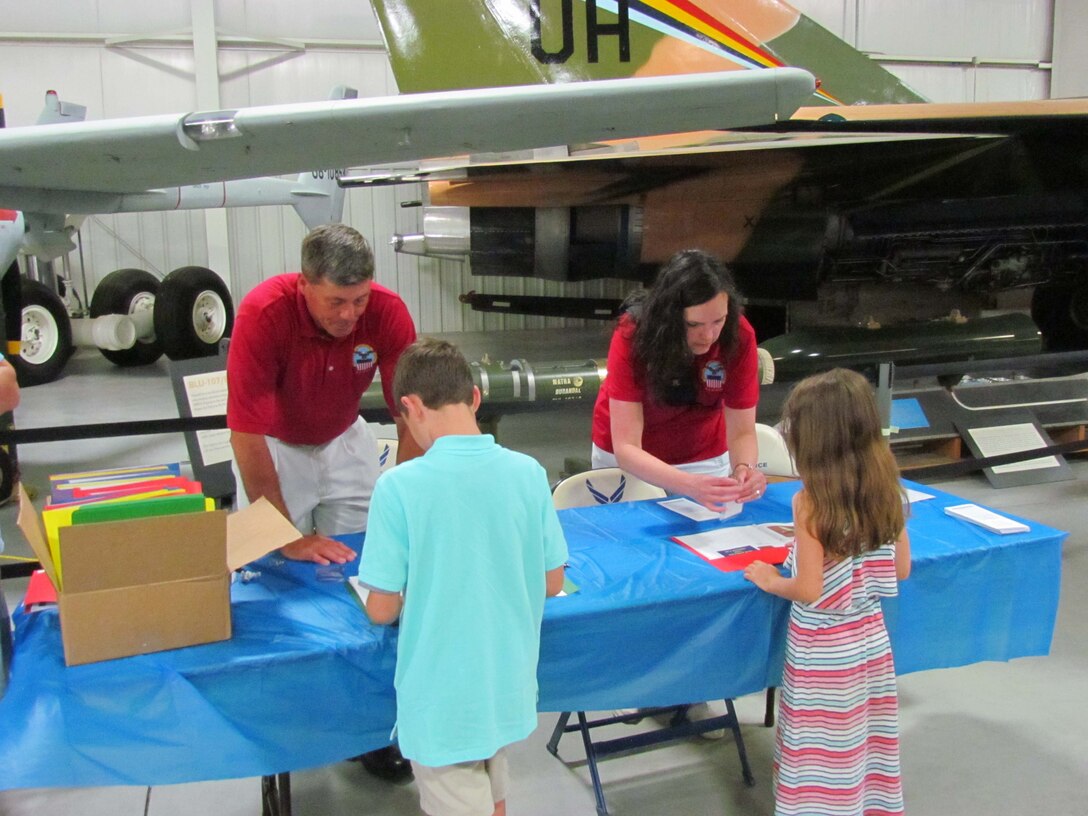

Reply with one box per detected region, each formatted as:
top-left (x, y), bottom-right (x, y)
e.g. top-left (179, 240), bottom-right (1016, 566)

top-left (0, 480), bottom-right (1064, 789)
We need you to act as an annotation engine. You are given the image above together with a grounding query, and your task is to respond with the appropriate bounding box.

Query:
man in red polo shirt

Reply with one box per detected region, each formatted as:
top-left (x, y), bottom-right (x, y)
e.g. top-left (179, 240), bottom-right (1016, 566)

top-left (227, 224), bottom-right (419, 780)
top-left (228, 223), bottom-right (420, 564)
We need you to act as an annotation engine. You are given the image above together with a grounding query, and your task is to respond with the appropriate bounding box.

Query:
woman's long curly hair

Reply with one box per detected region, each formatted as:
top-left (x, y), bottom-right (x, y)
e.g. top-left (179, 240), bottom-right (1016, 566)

top-left (781, 368), bottom-right (906, 559)
top-left (627, 250), bottom-right (743, 404)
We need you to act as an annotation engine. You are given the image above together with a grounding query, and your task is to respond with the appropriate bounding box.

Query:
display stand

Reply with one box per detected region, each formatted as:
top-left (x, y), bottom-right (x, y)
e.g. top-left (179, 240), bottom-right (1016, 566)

top-left (168, 354), bottom-right (236, 502)
top-left (954, 410), bottom-right (1074, 488)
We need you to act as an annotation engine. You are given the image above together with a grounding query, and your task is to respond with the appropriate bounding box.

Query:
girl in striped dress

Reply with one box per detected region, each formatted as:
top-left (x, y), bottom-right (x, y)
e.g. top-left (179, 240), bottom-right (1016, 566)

top-left (745, 368), bottom-right (912, 816)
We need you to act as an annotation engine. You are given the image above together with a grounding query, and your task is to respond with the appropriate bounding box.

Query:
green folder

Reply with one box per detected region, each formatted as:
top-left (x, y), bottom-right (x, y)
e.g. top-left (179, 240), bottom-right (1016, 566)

top-left (71, 494), bottom-right (209, 525)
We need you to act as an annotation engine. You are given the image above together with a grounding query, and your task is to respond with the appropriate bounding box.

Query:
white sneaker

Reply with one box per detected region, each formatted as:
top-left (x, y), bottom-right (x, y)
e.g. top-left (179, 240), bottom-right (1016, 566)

top-left (686, 701), bottom-right (726, 740)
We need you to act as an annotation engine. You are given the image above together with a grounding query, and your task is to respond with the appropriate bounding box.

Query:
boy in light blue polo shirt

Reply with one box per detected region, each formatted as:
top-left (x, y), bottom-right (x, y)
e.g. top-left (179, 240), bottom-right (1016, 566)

top-left (358, 338), bottom-right (567, 816)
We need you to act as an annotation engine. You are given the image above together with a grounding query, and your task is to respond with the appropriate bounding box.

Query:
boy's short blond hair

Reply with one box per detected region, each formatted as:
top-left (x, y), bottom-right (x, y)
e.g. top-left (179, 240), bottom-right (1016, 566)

top-left (393, 338), bottom-right (474, 411)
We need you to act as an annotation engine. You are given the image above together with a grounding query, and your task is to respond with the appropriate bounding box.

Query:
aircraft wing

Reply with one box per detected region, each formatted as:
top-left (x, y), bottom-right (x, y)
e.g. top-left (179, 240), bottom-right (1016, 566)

top-left (342, 97), bottom-right (1088, 188)
top-left (0, 68), bottom-right (813, 214)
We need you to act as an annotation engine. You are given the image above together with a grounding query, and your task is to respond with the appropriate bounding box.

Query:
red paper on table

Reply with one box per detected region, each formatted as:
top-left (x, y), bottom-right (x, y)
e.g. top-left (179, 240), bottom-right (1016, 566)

top-left (23, 569), bottom-right (58, 609)
top-left (708, 546), bottom-right (790, 572)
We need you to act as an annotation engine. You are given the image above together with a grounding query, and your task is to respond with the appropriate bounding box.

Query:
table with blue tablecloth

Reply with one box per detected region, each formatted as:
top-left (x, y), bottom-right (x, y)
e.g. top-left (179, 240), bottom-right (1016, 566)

top-left (0, 480), bottom-right (1064, 790)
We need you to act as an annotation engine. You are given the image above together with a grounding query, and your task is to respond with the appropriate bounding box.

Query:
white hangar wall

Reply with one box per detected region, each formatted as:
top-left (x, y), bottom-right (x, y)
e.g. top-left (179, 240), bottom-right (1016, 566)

top-left (791, 0), bottom-right (1055, 101)
top-left (0, 0), bottom-right (1078, 336)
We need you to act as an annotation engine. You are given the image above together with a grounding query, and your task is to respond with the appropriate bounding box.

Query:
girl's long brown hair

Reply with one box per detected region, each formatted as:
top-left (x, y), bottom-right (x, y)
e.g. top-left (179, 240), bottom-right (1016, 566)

top-left (781, 368), bottom-right (906, 559)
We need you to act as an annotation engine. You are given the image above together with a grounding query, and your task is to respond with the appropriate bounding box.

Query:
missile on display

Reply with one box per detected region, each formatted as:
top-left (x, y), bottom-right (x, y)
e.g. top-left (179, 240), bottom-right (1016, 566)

top-left (358, 357), bottom-right (609, 424)
top-left (359, 312), bottom-right (1043, 423)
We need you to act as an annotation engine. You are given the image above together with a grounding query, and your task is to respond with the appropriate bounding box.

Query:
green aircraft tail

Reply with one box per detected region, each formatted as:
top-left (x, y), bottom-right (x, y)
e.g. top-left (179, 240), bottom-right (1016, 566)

top-left (370, 0), bottom-right (924, 106)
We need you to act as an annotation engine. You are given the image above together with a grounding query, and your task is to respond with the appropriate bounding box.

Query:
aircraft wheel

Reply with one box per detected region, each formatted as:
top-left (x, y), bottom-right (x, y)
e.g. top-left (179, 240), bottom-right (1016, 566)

top-left (1031, 282), bottom-right (1088, 350)
top-left (0, 445), bottom-right (15, 506)
top-left (15, 278), bottom-right (73, 387)
top-left (154, 266), bottom-right (234, 360)
top-left (90, 268), bottom-right (164, 366)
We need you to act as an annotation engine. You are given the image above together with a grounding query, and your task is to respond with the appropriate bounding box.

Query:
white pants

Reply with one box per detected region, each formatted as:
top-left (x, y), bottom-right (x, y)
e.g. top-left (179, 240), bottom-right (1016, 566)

top-left (591, 443), bottom-right (733, 485)
top-left (235, 417), bottom-right (381, 536)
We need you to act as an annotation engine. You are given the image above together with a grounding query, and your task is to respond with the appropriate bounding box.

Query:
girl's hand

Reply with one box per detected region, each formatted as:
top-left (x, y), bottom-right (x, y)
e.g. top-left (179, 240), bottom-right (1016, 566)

top-left (744, 560), bottom-right (779, 590)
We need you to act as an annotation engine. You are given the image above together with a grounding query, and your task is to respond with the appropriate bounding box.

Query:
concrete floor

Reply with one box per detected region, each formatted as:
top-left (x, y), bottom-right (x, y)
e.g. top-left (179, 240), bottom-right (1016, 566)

top-left (1, 335), bottom-right (1086, 816)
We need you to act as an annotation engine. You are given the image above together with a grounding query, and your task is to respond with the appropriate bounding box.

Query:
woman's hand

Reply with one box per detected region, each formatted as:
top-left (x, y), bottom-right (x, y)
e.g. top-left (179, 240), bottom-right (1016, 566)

top-left (731, 463), bottom-right (768, 503)
top-left (683, 472), bottom-right (746, 512)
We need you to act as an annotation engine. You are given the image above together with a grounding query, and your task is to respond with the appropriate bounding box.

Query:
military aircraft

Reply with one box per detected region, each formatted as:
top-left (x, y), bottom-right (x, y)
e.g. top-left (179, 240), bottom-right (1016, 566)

top-left (0, 62), bottom-right (815, 385)
top-left (1, 89), bottom-right (355, 386)
top-left (361, 0), bottom-right (1088, 358)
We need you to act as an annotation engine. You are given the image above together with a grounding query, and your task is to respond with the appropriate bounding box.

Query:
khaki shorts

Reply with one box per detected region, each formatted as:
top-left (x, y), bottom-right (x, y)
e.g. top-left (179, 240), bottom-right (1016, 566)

top-left (412, 748), bottom-right (509, 816)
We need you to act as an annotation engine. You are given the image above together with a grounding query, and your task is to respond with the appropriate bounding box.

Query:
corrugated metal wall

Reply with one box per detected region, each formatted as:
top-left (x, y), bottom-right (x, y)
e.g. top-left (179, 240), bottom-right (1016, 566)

top-left (0, 0), bottom-right (1070, 333)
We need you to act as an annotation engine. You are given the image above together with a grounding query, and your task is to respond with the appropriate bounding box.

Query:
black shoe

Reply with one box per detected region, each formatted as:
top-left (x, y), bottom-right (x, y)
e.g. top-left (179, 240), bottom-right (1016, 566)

top-left (355, 745), bottom-right (412, 782)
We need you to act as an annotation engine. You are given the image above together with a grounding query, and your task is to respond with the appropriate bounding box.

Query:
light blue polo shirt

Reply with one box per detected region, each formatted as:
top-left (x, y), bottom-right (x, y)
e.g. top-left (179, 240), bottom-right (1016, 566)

top-left (358, 434), bottom-right (568, 766)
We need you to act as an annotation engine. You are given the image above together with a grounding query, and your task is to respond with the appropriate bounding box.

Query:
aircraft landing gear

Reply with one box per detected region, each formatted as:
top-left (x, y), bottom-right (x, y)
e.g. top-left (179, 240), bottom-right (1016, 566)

top-left (1031, 281), bottom-right (1088, 350)
top-left (15, 265), bottom-right (234, 386)
top-left (90, 268), bottom-right (164, 366)
top-left (15, 277), bottom-right (74, 387)
top-left (154, 266), bottom-right (234, 360)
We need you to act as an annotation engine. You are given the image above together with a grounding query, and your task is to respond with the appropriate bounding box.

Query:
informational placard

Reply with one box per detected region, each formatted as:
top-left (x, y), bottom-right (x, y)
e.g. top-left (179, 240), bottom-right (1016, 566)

top-left (168, 355), bottom-right (236, 501)
top-left (181, 370), bottom-right (233, 467)
top-left (955, 411), bottom-right (1074, 489)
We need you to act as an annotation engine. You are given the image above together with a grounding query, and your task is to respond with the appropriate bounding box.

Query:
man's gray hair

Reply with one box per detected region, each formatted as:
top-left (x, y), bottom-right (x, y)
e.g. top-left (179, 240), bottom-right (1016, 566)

top-left (300, 224), bottom-right (375, 286)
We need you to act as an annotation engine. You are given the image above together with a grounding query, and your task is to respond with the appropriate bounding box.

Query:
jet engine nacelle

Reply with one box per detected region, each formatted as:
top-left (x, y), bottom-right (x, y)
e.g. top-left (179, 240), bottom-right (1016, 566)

top-left (393, 204), bottom-right (831, 296)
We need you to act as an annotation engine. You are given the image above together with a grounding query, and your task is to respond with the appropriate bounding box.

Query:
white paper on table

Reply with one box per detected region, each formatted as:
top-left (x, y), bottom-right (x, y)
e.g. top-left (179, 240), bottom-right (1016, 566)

top-left (659, 497), bottom-right (742, 522)
top-left (673, 523), bottom-right (793, 560)
top-left (944, 503), bottom-right (1030, 534)
top-left (966, 423), bottom-right (1060, 474)
top-left (347, 576), bottom-right (371, 609)
top-left (905, 488), bottom-right (935, 503)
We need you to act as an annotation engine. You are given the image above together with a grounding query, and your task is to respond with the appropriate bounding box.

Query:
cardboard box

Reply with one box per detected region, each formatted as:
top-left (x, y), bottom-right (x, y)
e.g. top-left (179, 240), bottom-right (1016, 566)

top-left (17, 484), bottom-right (299, 666)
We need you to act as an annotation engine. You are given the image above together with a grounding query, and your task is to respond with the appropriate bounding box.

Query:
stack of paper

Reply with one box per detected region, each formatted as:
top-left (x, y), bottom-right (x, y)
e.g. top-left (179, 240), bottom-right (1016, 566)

top-left (944, 504), bottom-right (1030, 534)
top-left (39, 464), bottom-right (209, 586)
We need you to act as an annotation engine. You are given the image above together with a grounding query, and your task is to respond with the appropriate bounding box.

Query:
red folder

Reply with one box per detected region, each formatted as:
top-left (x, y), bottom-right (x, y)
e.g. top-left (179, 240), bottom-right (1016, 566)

top-left (23, 569), bottom-right (58, 609)
top-left (673, 540), bottom-right (791, 573)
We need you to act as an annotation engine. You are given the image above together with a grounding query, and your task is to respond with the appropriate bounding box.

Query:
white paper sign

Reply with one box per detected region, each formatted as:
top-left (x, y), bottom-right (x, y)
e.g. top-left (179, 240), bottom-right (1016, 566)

top-left (182, 371), bottom-right (233, 466)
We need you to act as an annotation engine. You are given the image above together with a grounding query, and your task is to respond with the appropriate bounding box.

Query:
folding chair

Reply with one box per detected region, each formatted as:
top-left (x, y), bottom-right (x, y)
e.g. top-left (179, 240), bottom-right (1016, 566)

top-left (551, 466), bottom-right (665, 510)
top-left (376, 437), bottom-right (398, 472)
top-left (754, 422), bottom-right (797, 478)
top-left (548, 468), bottom-right (754, 815)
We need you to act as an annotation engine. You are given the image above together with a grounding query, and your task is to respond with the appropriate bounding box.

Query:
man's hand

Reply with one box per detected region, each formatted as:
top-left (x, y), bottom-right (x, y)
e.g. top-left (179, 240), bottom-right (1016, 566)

top-left (280, 534), bottom-right (356, 565)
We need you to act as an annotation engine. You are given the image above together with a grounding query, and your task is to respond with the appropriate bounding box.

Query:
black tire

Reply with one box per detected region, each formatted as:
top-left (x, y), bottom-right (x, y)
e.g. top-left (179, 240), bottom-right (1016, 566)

top-left (89, 268), bottom-right (165, 366)
top-left (1031, 282), bottom-right (1088, 350)
top-left (153, 266), bottom-right (234, 360)
top-left (0, 445), bottom-right (15, 506)
top-left (14, 278), bottom-right (73, 387)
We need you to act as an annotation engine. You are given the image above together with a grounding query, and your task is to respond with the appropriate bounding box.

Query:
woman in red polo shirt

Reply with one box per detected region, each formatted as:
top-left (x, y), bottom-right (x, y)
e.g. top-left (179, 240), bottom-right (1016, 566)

top-left (591, 249), bottom-right (767, 510)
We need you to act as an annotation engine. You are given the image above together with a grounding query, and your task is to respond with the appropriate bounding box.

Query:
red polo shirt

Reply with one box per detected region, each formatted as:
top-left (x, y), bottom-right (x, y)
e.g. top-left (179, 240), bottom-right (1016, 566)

top-left (226, 273), bottom-right (416, 445)
top-left (591, 313), bottom-right (759, 464)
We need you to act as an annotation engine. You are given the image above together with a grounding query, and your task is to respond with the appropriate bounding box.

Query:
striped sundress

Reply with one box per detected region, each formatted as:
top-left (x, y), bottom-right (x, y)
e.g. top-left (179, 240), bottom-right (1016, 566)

top-left (774, 541), bottom-right (903, 816)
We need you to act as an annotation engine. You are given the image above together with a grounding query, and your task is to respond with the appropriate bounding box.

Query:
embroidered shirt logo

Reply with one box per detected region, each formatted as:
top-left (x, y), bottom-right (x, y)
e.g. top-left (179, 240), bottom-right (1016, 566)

top-left (353, 344), bottom-right (377, 372)
top-left (703, 360), bottom-right (725, 390)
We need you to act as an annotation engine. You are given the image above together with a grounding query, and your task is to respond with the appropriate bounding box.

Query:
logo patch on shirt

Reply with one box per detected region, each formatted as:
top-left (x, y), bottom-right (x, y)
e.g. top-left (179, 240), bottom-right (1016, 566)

top-left (702, 360), bottom-right (725, 390)
top-left (353, 344), bottom-right (377, 372)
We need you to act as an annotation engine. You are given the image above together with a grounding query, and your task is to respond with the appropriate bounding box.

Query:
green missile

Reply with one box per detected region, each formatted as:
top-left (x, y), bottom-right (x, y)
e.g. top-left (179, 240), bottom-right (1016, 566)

top-left (359, 312), bottom-right (1042, 421)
